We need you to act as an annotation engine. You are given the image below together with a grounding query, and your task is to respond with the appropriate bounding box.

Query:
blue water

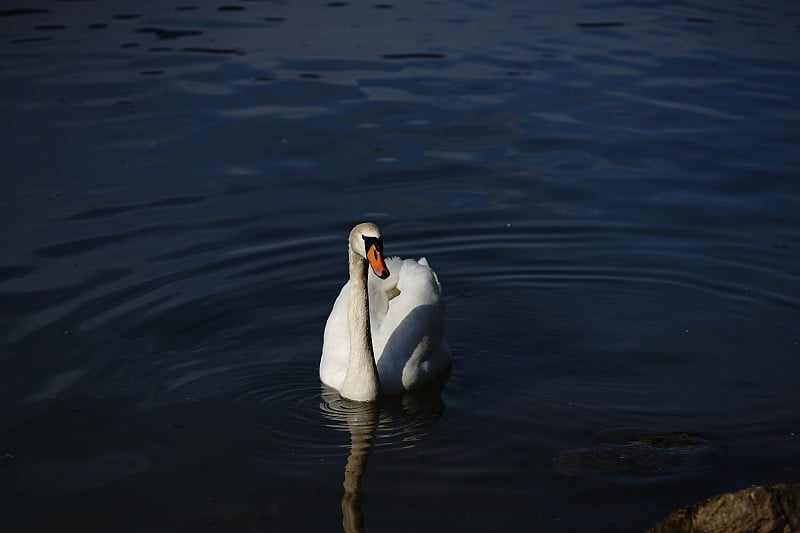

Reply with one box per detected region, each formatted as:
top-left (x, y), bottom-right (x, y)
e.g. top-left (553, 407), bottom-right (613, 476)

top-left (1, 1), bottom-right (799, 531)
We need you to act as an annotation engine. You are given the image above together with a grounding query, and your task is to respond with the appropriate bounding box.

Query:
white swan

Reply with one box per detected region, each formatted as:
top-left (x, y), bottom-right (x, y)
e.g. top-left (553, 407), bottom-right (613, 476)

top-left (320, 222), bottom-right (451, 402)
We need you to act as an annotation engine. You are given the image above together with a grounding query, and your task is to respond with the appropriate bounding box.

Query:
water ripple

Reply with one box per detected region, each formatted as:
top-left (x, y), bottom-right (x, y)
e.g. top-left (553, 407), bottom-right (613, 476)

top-left (1, 2), bottom-right (798, 527)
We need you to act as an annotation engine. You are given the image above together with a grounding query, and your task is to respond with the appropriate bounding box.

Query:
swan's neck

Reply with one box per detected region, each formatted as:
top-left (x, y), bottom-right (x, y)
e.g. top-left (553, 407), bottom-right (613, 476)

top-left (340, 248), bottom-right (381, 401)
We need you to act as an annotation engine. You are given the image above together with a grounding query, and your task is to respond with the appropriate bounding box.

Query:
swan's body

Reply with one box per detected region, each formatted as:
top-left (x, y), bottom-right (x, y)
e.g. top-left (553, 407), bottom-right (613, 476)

top-left (320, 222), bottom-right (450, 401)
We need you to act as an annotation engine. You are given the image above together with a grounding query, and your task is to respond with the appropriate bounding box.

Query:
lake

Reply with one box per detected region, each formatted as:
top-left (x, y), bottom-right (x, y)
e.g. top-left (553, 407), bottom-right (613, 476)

top-left (1, 0), bottom-right (799, 531)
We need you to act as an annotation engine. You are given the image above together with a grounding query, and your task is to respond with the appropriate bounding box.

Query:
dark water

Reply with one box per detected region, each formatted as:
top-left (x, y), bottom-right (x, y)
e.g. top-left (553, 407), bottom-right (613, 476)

top-left (1, 1), bottom-right (799, 531)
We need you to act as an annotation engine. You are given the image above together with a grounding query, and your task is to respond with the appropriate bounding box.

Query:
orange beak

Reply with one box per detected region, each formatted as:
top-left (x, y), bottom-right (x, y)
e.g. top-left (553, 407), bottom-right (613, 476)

top-left (366, 243), bottom-right (390, 279)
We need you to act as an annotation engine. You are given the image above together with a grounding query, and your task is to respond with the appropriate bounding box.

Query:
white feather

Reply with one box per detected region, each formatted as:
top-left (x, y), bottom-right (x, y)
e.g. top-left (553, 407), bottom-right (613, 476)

top-left (320, 254), bottom-right (451, 397)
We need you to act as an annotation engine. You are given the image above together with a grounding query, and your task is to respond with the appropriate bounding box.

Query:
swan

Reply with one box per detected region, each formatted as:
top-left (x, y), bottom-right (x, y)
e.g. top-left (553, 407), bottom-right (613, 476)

top-left (320, 222), bottom-right (451, 402)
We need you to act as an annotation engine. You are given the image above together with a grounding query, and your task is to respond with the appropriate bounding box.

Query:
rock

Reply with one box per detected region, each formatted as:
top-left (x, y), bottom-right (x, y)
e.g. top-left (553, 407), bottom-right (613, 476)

top-left (647, 483), bottom-right (800, 533)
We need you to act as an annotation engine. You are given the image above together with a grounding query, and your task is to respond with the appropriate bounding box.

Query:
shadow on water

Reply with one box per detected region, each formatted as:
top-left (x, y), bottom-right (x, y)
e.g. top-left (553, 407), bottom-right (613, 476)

top-left (319, 375), bottom-right (448, 533)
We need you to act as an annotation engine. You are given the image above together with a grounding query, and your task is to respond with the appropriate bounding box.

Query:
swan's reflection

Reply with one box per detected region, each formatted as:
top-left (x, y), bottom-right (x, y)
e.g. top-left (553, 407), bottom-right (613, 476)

top-left (320, 379), bottom-right (447, 533)
top-left (339, 399), bottom-right (377, 533)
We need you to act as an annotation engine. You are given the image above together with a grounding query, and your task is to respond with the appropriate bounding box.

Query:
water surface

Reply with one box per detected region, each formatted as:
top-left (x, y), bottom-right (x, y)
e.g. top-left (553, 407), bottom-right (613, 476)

top-left (1, 1), bottom-right (799, 531)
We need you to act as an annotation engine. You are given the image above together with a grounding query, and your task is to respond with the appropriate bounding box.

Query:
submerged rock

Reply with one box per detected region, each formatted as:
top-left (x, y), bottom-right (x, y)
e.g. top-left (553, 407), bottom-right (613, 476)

top-left (647, 483), bottom-right (800, 533)
top-left (553, 430), bottom-right (714, 483)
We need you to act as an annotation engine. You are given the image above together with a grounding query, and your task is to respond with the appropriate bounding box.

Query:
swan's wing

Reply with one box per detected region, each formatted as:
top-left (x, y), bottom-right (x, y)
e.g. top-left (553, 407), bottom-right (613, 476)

top-left (372, 258), bottom-right (450, 392)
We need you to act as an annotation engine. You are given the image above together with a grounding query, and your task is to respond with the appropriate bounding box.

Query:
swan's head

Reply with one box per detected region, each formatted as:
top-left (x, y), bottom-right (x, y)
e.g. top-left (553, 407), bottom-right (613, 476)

top-left (349, 222), bottom-right (390, 279)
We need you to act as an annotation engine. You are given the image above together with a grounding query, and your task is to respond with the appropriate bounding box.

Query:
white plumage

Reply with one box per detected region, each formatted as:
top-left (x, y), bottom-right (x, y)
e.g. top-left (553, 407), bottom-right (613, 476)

top-left (320, 223), bottom-right (450, 401)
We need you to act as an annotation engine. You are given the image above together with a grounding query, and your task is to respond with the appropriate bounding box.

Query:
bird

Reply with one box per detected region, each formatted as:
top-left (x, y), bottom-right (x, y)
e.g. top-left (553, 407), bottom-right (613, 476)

top-left (320, 222), bottom-right (451, 401)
